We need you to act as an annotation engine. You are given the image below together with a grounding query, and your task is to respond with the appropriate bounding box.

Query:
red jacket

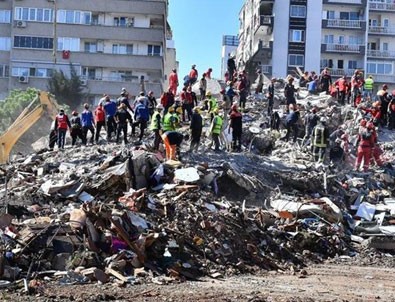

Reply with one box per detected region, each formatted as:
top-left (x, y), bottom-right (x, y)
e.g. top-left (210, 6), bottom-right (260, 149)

top-left (95, 106), bottom-right (106, 122)
top-left (169, 72), bottom-right (178, 87)
top-left (55, 113), bottom-right (70, 130)
top-left (335, 78), bottom-right (347, 92)
top-left (180, 91), bottom-right (192, 104)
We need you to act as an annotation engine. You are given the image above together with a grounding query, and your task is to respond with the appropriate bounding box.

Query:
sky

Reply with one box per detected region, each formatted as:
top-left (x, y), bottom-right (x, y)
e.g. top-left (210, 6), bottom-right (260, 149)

top-left (168, 0), bottom-right (244, 80)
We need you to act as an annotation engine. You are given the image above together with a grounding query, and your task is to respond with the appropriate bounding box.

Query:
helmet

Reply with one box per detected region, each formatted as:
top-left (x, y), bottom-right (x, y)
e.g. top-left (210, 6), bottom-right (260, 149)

top-left (168, 106), bottom-right (175, 113)
top-left (156, 103), bottom-right (164, 110)
top-left (193, 106), bottom-right (201, 113)
top-left (360, 119), bottom-right (367, 127)
top-left (176, 107), bottom-right (183, 115)
top-left (72, 111), bottom-right (78, 116)
top-left (206, 91), bottom-right (212, 97)
top-left (213, 108), bottom-right (219, 114)
top-left (320, 116), bottom-right (327, 123)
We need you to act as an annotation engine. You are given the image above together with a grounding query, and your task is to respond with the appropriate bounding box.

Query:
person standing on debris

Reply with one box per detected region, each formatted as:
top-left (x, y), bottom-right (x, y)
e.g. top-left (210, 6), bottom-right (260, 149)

top-left (229, 104), bottom-right (243, 152)
top-left (162, 106), bottom-right (179, 132)
top-left (133, 97), bottom-right (150, 142)
top-left (227, 54), bottom-right (236, 82)
top-left (161, 130), bottom-right (186, 160)
top-left (150, 103), bottom-right (164, 150)
top-left (284, 104), bottom-right (300, 143)
top-left (226, 81), bottom-right (237, 107)
top-left (355, 121), bottom-right (374, 172)
top-left (255, 69), bottom-right (264, 94)
top-left (81, 103), bottom-right (95, 145)
top-left (180, 86), bottom-right (193, 122)
top-left (307, 76), bottom-right (319, 95)
top-left (147, 91), bottom-right (157, 117)
top-left (114, 103), bottom-right (132, 144)
top-left (302, 107), bottom-right (319, 147)
top-left (334, 76), bottom-right (348, 105)
top-left (267, 77), bottom-right (276, 116)
top-left (299, 71), bottom-right (309, 88)
top-left (168, 68), bottom-right (179, 96)
top-left (350, 70), bottom-right (364, 106)
top-left (311, 116), bottom-right (329, 163)
top-left (205, 68), bottom-right (213, 79)
top-left (210, 108), bottom-right (223, 152)
top-left (237, 73), bottom-right (248, 111)
top-left (188, 64), bottom-right (198, 86)
top-left (207, 91), bottom-right (218, 122)
top-left (319, 68), bottom-right (332, 94)
top-left (94, 104), bottom-right (106, 144)
top-left (377, 85), bottom-right (391, 127)
top-left (388, 91), bottom-right (395, 130)
top-left (54, 109), bottom-right (71, 150)
top-left (48, 120), bottom-right (57, 150)
top-left (329, 138), bottom-right (345, 165)
top-left (160, 87), bottom-right (175, 114)
top-left (363, 75), bottom-right (374, 102)
top-left (117, 90), bottom-right (134, 113)
top-left (189, 106), bottom-right (203, 152)
top-left (199, 73), bottom-right (207, 102)
top-left (284, 76), bottom-right (297, 111)
top-left (360, 102), bottom-right (382, 126)
top-left (70, 111), bottom-right (85, 146)
top-left (367, 121), bottom-right (384, 168)
top-left (103, 96), bottom-right (117, 142)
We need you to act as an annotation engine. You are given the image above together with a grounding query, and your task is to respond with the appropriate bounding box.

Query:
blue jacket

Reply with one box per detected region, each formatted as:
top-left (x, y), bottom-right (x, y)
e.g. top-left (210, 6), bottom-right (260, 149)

top-left (285, 111), bottom-right (299, 125)
top-left (134, 102), bottom-right (149, 122)
top-left (104, 101), bottom-right (117, 117)
top-left (81, 110), bottom-right (94, 127)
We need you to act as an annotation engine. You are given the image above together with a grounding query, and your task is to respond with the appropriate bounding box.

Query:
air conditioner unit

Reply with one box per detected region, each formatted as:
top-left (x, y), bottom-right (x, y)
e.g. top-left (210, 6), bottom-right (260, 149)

top-left (80, 79), bottom-right (88, 86)
top-left (16, 20), bottom-right (27, 28)
top-left (18, 76), bottom-right (29, 83)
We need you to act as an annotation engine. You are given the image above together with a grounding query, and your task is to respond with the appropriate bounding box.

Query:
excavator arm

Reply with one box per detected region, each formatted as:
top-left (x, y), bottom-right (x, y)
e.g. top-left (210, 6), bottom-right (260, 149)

top-left (0, 91), bottom-right (60, 164)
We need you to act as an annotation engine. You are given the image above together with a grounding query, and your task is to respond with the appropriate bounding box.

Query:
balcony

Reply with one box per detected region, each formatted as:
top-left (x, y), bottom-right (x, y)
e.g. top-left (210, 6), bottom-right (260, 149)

top-left (254, 15), bottom-right (273, 33)
top-left (367, 49), bottom-right (395, 59)
top-left (321, 43), bottom-right (365, 54)
top-left (84, 78), bottom-right (162, 96)
top-left (322, 19), bottom-right (365, 30)
top-left (369, 26), bottom-right (395, 35)
top-left (322, 68), bottom-right (361, 77)
top-left (323, 0), bottom-right (363, 4)
top-left (370, 74), bottom-right (395, 83)
top-left (369, 1), bottom-right (395, 11)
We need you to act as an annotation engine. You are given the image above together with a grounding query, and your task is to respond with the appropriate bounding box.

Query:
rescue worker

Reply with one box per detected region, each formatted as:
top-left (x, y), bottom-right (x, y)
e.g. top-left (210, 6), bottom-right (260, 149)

top-left (117, 90), bottom-right (133, 112)
top-left (334, 76), bottom-right (348, 105)
top-left (48, 121), bottom-right (57, 151)
top-left (302, 107), bottom-right (319, 147)
top-left (209, 108), bottom-right (223, 152)
top-left (388, 90), bottom-right (395, 130)
top-left (255, 69), bottom-right (264, 94)
top-left (189, 106), bottom-right (203, 152)
top-left (70, 111), bottom-right (85, 146)
top-left (361, 102), bottom-right (382, 126)
top-left (319, 68), bottom-right (332, 94)
top-left (81, 103), bottom-right (95, 145)
top-left (350, 70), bottom-right (364, 106)
top-left (188, 64), bottom-right (198, 86)
top-left (199, 73), bottom-right (207, 101)
top-left (226, 81), bottom-right (237, 107)
top-left (94, 104), bottom-right (106, 143)
top-left (284, 104), bottom-right (300, 143)
top-left (311, 116), bottom-right (329, 163)
top-left (168, 68), bottom-right (179, 96)
top-left (363, 75), bottom-right (374, 101)
top-left (54, 109), bottom-right (71, 150)
top-left (161, 130), bottom-right (186, 161)
top-left (227, 54), bottom-right (236, 82)
top-left (377, 85), bottom-right (390, 127)
top-left (367, 121), bottom-right (383, 168)
top-left (229, 104), bottom-right (242, 152)
top-left (355, 121), bottom-right (374, 172)
top-left (147, 91), bottom-right (157, 117)
top-left (133, 97), bottom-right (150, 142)
top-left (284, 76), bottom-right (297, 111)
top-left (206, 91), bottom-right (218, 122)
top-left (236, 73), bottom-right (248, 110)
top-left (162, 106), bottom-right (179, 132)
top-left (114, 103), bottom-right (132, 144)
top-left (160, 87), bottom-right (175, 114)
top-left (150, 103), bottom-right (164, 150)
top-left (205, 68), bottom-right (213, 79)
top-left (267, 77), bottom-right (276, 116)
top-left (180, 86), bottom-right (193, 122)
top-left (103, 95), bottom-right (117, 141)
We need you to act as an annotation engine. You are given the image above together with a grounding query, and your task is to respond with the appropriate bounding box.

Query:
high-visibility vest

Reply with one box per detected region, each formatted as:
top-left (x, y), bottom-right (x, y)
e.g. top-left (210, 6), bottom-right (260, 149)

top-left (150, 111), bottom-right (161, 130)
top-left (162, 112), bottom-right (172, 131)
top-left (364, 78), bottom-right (374, 90)
top-left (312, 125), bottom-right (326, 147)
top-left (212, 115), bottom-right (223, 134)
top-left (56, 114), bottom-right (68, 129)
top-left (209, 98), bottom-right (218, 113)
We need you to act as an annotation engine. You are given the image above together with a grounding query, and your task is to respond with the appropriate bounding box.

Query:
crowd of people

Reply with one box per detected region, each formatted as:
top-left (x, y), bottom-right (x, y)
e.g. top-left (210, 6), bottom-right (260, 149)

top-left (48, 63), bottom-right (391, 172)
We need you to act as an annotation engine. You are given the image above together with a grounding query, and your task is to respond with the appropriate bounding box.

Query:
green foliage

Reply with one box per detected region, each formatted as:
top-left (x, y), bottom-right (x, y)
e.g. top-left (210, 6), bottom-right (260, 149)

top-left (0, 88), bottom-right (40, 134)
top-left (47, 64), bottom-right (86, 108)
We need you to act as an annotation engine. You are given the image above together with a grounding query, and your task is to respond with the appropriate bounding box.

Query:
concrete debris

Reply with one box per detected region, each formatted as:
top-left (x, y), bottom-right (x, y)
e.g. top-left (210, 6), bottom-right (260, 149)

top-left (1, 81), bottom-right (395, 294)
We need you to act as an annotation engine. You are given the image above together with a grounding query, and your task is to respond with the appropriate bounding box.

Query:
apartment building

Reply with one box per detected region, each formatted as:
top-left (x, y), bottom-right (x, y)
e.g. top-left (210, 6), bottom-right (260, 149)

top-left (220, 35), bottom-right (239, 81)
top-left (0, 0), bottom-right (170, 102)
top-left (237, 0), bottom-right (395, 86)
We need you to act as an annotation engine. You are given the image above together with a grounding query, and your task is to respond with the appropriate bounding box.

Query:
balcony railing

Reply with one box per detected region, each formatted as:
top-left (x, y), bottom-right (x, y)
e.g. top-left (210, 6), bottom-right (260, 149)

top-left (321, 68), bottom-right (360, 76)
top-left (367, 49), bottom-right (395, 59)
top-left (326, 19), bottom-right (362, 28)
top-left (259, 65), bottom-right (272, 75)
top-left (325, 0), bottom-right (362, 4)
top-left (370, 74), bottom-right (395, 83)
top-left (369, 1), bottom-right (395, 11)
top-left (369, 26), bottom-right (395, 35)
top-left (324, 43), bottom-right (362, 53)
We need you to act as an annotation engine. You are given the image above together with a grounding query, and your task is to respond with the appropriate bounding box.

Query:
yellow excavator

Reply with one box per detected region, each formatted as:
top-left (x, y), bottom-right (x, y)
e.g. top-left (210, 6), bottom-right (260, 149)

top-left (0, 91), bottom-right (60, 164)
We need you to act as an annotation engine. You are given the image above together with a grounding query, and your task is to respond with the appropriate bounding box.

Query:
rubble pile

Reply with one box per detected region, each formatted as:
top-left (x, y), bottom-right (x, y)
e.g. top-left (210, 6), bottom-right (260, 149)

top-left (1, 85), bottom-right (395, 293)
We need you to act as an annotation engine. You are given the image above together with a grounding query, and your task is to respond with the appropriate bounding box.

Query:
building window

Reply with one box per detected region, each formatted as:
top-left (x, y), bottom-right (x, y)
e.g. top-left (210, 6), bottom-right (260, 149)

top-left (114, 17), bottom-right (127, 27)
top-left (289, 30), bottom-right (305, 42)
top-left (11, 67), bottom-right (29, 77)
top-left (324, 35), bottom-right (334, 44)
top-left (339, 12), bottom-right (359, 21)
top-left (112, 44), bottom-right (133, 55)
top-left (148, 45), bottom-right (161, 56)
top-left (289, 54), bottom-right (304, 66)
top-left (349, 36), bottom-right (362, 45)
top-left (0, 65), bottom-right (9, 78)
top-left (84, 42), bottom-right (97, 53)
top-left (348, 60), bottom-right (358, 70)
top-left (383, 43), bottom-right (388, 51)
top-left (57, 10), bottom-right (91, 24)
top-left (58, 37), bottom-right (80, 51)
top-left (0, 37), bottom-right (11, 51)
top-left (0, 10), bottom-right (11, 23)
top-left (15, 7), bottom-right (53, 22)
top-left (367, 62), bottom-right (392, 74)
top-left (14, 36), bottom-right (53, 49)
top-left (290, 5), bottom-right (306, 18)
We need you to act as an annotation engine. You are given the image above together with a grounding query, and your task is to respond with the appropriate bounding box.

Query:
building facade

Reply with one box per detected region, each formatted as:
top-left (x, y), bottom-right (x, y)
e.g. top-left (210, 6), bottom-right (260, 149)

top-left (0, 0), bottom-right (170, 102)
top-left (237, 0), bottom-right (395, 86)
top-left (220, 35), bottom-right (239, 81)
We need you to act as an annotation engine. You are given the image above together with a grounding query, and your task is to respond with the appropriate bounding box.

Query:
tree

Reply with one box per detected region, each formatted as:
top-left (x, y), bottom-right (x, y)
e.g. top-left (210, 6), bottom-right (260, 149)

top-left (47, 64), bottom-right (86, 108)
